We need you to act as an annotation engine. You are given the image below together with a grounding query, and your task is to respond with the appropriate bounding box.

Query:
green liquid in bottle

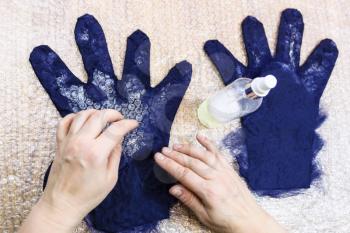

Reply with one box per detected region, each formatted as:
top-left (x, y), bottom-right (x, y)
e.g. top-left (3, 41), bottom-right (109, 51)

top-left (197, 99), bottom-right (223, 128)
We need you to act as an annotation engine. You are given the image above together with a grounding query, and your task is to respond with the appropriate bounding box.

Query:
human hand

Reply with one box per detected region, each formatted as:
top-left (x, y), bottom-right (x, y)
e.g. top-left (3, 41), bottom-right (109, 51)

top-left (155, 135), bottom-right (287, 233)
top-left (19, 109), bottom-right (138, 233)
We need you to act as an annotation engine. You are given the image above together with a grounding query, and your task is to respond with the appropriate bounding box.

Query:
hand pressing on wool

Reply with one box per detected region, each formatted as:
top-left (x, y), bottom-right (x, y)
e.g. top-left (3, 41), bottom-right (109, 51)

top-left (18, 109), bottom-right (138, 233)
top-left (18, 109), bottom-right (285, 233)
top-left (155, 135), bottom-right (287, 233)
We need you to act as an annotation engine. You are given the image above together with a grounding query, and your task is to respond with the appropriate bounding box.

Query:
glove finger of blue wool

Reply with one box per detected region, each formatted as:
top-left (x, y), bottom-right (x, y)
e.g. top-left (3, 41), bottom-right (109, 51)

top-left (29, 45), bottom-right (83, 116)
top-left (75, 14), bottom-right (115, 81)
top-left (152, 61), bottom-right (192, 133)
top-left (122, 30), bottom-right (151, 88)
top-left (275, 9), bottom-right (304, 69)
top-left (152, 60), bottom-right (191, 133)
top-left (242, 16), bottom-right (272, 73)
top-left (299, 39), bottom-right (339, 100)
top-left (154, 60), bottom-right (192, 90)
top-left (204, 40), bottom-right (246, 85)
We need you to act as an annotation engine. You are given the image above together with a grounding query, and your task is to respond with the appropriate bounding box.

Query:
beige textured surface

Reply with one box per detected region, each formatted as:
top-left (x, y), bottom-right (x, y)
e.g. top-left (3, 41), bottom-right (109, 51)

top-left (0, 0), bottom-right (350, 232)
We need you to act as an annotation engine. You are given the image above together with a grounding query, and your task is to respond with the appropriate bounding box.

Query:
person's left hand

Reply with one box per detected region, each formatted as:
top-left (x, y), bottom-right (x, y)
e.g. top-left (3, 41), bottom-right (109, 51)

top-left (155, 134), bottom-right (287, 233)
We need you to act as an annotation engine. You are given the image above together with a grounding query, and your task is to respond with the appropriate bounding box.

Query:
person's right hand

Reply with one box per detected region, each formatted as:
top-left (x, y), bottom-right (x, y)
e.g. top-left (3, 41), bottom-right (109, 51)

top-left (19, 109), bottom-right (138, 233)
top-left (155, 134), bottom-right (287, 233)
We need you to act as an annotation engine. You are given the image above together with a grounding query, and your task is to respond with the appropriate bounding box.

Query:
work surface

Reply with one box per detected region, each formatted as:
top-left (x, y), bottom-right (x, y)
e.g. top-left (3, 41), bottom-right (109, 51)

top-left (0, 0), bottom-right (349, 232)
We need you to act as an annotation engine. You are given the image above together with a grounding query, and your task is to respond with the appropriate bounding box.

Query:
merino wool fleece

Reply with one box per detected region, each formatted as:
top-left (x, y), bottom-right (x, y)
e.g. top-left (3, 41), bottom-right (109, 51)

top-left (0, 1), bottom-right (350, 233)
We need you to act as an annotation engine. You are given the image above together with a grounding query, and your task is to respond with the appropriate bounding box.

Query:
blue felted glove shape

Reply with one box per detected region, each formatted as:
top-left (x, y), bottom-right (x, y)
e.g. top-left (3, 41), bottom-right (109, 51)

top-left (204, 9), bottom-right (338, 195)
top-left (29, 14), bottom-right (192, 232)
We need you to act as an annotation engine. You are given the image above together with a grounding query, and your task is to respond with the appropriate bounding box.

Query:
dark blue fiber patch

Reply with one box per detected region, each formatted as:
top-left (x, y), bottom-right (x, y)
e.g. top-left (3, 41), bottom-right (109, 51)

top-left (30, 14), bottom-right (192, 232)
top-left (205, 9), bottom-right (338, 196)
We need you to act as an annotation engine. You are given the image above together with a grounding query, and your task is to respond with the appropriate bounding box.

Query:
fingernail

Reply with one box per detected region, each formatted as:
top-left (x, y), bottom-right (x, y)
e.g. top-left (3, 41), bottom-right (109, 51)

top-left (155, 152), bottom-right (165, 160)
top-left (173, 144), bottom-right (183, 150)
top-left (171, 187), bottom-right (182, 196)
top-left (197, 133), bottom-right (207, 140)
top-left (162, 147), bottom-right (172, 154)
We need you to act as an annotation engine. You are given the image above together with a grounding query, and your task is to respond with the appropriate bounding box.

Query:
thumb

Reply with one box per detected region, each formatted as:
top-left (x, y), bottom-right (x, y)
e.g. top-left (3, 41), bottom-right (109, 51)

top-left (97, 119), bottom-right (139, 151)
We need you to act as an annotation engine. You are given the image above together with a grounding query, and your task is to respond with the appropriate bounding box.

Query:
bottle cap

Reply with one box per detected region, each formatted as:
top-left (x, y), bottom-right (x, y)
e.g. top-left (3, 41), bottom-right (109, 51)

top-left (251, 75), bottom-right (277, 97)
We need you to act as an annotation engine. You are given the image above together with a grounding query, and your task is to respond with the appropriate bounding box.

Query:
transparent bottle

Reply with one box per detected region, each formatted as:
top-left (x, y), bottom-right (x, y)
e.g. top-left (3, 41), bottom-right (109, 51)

top-left (197, 75), bottom-right (277, 128)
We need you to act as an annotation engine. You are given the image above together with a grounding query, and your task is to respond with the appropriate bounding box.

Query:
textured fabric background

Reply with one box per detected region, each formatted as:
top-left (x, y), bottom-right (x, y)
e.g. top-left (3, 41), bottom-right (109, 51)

top-left (0, 0), bottom-right (349, 232)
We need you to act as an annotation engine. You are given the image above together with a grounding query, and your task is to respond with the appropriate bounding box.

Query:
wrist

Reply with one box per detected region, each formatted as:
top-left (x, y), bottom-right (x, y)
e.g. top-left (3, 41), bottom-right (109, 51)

top-left (234, 209), bottom-right (287, 233)
top-left (34, 197), bottom-right (83, 232)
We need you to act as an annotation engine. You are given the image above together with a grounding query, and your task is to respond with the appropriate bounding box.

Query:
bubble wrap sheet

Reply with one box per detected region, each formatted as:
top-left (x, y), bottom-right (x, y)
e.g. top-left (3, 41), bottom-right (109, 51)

top-left (0, 1), bottom-right (349, 232)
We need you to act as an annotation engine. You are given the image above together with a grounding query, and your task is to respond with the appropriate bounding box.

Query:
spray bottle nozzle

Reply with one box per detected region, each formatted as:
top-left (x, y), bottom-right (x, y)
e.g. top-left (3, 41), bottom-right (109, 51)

top-left (251, 75), bottom-right (277, 97)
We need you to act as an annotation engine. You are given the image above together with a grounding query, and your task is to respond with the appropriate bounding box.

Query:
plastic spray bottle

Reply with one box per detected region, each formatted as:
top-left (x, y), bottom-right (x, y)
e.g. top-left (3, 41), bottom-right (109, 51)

top-left (197, 75), bottom-right (277, 128)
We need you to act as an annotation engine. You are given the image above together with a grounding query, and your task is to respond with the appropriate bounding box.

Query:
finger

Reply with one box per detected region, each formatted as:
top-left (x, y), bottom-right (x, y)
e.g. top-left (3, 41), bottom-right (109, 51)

top-left (172, 143), bottom-right (216, 168)
top-left (299, 39), bottom-right (338, 100)
top-left (204, 40), bottom-right (246, 85)
top-left (197, 134), bottom-right (239, 176)
top-left (275, 8), bottom-right (304, 69)
top-left (151, 61), bottom-right (192, 133)
top-left (122, 30), bottom-right (151, 87)
top-left (75, 14), bottom-right (115, 81)
top-left (196, 134), bottom-right (219, 154)
top-left (97, 119), bottom-right (139, 153)
top-left (56, 113), bottom-right (76, 141)
top-left (68, 109), bottom-right (97, 134)
top-left (242, 16), bottom-right (272, 72)
top-left (162, 147), bottom-right (212, 179)
top-left (169, 185), bottom-right (208, 218)
top-left (29, 45), bottom-right (84, 117)
top-left (79, 109), bottom-right (124, 137)
top-left (155, 152), bottom-right (205, 196)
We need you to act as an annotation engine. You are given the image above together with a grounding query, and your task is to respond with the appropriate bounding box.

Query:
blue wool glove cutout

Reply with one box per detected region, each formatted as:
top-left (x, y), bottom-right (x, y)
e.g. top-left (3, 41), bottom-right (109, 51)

top-left (204, 9), bottom-right (338, 195)
top-left (29, 14), bottom-right (192, 232)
